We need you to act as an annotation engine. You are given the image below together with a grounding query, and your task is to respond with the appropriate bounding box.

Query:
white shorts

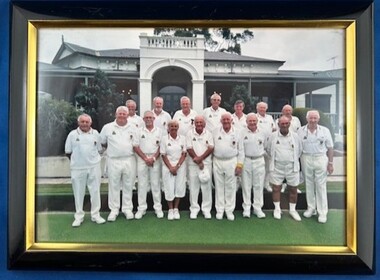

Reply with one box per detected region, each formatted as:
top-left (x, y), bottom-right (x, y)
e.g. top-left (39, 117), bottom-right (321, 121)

top-left (270, 161), bottom-right (299, 186)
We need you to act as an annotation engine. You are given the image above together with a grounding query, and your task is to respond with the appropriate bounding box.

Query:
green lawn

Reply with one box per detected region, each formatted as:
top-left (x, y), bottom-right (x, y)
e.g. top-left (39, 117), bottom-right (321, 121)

top-left (36, 209), bottom-right (346, 247)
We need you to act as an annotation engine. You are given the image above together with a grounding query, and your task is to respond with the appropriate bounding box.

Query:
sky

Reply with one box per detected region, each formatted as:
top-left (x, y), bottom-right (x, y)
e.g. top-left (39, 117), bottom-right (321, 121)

top-left (38, 27), bottom-right (345, 71)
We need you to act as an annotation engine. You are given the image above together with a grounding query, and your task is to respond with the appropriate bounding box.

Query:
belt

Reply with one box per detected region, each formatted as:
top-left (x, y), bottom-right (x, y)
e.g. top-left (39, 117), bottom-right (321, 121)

top-left (214, 156), bottom-right (236, 161)
top-left (245, 155), bottom-right (263, 160)
top-left (303, 153), bottom-right (326, 157)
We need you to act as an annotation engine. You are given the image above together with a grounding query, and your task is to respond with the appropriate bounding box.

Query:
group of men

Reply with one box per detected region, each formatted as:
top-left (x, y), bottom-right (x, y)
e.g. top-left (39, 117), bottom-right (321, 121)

top-left (64, 93), bottom-right (334, 227)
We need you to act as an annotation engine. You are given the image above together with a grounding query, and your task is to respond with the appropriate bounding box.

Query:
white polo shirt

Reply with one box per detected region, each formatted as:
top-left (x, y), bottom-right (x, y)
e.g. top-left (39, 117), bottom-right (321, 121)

top-left (133, 126), bottom-right (162, 155)
top-left (232, 113), bottom-right (247, 131)
top-left (213, 127), bottom-right (244, 163)
top-left (152, 109), bottom-right (171, 133)
top-left (100, 121), bottom-right (135, 158)
top-left (65, 128), bottom-right (102, 169)
top-left (173, 109), bottom-right (198, 136)
top-left (203, 106), bottom-right (227, 132)
top-left (186, 128), bottom-right (214, 166)
top-left (257, 113), bottom-right (276, 135)
top-left (128, 114), bottom-right (144, 129)
top-left (240, 128), bottom-right (266, 157)
top-left (298, 125), bottom-right (334, 154)
top-left (273, 132), bottom-right (296, 162)
top-left (160, 134), bottom-right (186, 165)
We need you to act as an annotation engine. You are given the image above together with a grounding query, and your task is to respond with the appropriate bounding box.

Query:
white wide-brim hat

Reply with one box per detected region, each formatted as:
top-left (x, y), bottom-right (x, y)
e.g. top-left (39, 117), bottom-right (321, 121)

top-left (198, 169), bottom-right (211, 184)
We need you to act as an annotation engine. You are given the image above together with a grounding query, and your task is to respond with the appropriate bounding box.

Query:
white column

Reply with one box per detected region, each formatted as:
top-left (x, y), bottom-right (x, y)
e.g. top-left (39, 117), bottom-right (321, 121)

top-left (139, 79), bottom-right (153, 114)
top-left (192, 80), bottom-right (205, 113)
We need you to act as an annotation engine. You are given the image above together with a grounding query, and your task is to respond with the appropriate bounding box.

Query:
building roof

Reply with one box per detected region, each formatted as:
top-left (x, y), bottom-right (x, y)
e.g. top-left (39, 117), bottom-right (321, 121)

top-left (204, 51), bottom-right (283, 63)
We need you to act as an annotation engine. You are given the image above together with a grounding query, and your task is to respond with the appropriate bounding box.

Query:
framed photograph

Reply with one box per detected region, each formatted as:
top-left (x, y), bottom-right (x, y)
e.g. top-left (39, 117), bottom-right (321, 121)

top-left (8, 0), bottom-right (374, 273)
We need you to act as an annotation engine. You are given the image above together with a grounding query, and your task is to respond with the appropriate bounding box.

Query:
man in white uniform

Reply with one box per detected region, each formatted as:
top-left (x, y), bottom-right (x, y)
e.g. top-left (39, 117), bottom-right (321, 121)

top-left (186, 115), bottom-right (214, 219)
top-left (100, 106), bottom-right (137, 221)
top-left (266, 116), bottom-right (302, 221)
top-left (203, 92), bottom-right (227, 132)
top-left (65, 114), bottom-right (106, 227)
top-left (240, 113), bottom-right (267, 219)
top-left (231, 100), bottom-right (247, 131)
top-left (256, 101), bottom-right (276, 192)
top-left (152, 96), bottom-right (171, 134)
top-left (173, 96), bottom-right (198, 136)
top-left (133, 111), bottom-right (164, 219)
top-left (276, 105), bottom-right (302, 193)
top-left (298, 110), bottom-right (334, 223)
top-left (213, 113), bottom-right (244, 221)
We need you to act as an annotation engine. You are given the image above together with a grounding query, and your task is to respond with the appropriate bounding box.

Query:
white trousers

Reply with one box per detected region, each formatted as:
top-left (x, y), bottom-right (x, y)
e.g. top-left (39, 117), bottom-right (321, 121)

top-left (136, 157), bottom-right (162, 212)
top-left (301, 154), bottom-right (329, 216)
top-left (242, 157), bottom-right (265, 212)
top-left (188, 164), bottom-right (213, 214)
top-left (70, 164), bottom-right (101, 220)
top-left (213, 157), bottom-right (237, 215)
top-left (107, 157), bottom-right (135, 214)
top-left (162, 163), bottom-right (187, 201)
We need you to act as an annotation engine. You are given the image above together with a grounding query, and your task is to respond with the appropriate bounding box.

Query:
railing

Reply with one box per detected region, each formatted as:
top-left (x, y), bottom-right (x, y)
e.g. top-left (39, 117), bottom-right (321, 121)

top-left (147, 36), bottom-right (199, 49)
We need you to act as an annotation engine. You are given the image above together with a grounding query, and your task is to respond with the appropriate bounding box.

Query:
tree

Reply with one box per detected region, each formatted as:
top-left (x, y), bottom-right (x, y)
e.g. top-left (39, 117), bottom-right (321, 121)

top-left (74, 69), bottom-right (125, 130)
top-left (224, 84), bottom-right (258, 114)
top-left (153, 28), bottom-right (253, 55)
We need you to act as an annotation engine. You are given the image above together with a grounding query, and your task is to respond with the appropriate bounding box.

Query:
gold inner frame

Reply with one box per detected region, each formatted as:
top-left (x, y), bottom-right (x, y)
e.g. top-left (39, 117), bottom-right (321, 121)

top-left (25, 20), bottom-right (357, 255)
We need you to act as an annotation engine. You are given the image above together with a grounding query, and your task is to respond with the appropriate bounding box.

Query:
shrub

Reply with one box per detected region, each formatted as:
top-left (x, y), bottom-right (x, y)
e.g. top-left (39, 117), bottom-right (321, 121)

top-left (37, 98), bottom-right (80, 156)
top-left (292, 107), bottom-right (335, 143)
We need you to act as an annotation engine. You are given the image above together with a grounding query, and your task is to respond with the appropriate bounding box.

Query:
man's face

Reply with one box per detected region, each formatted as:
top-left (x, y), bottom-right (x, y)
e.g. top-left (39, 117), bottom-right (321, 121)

top-left (282, 106), bottom-right (292, 117)
top-left (116, 109), bottom-right (128, 124)
top-left (181, 99), bottom-right (190, 111)
top-left (143, 114), bottom-right (155, 126)
top-left (168, 122), bottom-right (179, 134)
top-left (78, 116), bottom-right (91, 132)
top-left (154, 99), bottom-right (163, 111)
top-left (211, 96), bottom-right (221, 108)
top-left (127, 103), bottom-right (136, 116)
top-left (246, 116), bottom-right (258, 131)
top-left (257, 104), bottom-right (267, 116)
top-left (278, 117), bottom-right (290, 134)
top-left (194, 118), bottom-right (205, 132)
top-left (221, 114), bottom-right (232, 130)
top-left (234, 103), bottom-right (244, 114)
top-left (307, 113), bottom-right (320, 126)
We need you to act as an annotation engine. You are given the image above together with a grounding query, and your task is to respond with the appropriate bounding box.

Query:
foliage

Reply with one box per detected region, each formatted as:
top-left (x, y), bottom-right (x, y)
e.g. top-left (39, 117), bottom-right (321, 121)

top-left (37, 97), bottom-right (80, 156)
top-left (74, 69), bottom-right (125, 130)
top-left (153, 28), bottom-right (254, 55)
top-left (292, 107), bottom-right (335, 142)
top-left (224, 84), bottom-right (258, 114)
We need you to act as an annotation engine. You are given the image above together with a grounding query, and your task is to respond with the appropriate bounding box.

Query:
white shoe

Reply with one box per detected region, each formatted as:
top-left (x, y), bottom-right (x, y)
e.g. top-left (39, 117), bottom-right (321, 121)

top-left (107, 212), bottom-right (118, 222)
top-left (203, 212), bottom-right (212, 219)
top-left (72, 218), bottom-right (83, 227)
top-left (134, 211), bottom-right (146, 220)
top-left (242, 211), bottom-right (251, 218)
top-left (289, 210), bottom-right (302, 221)
top-left (91, 216), bottom-right (106, 224)
top-left (190, 212), bottom-right (198, 219)
top-left (173, 208), bottom-right (180, 220)
top-left (216, 212), bottom-right (223, 220)
top-left (254, 209), bottom-right (266, 219)
top-left (123, 211), bottom-right (134, 220)
top-left (318, 214), bottom-right (327, 223)
top-left (167, 209), bottom-right (174, 220)
top-left (265, 185), bottom-right (273, 192)
top-left (226, 213), bottom-right (235, 221)
top-left (303, 208), bottom-right (317, 218)
top-left (155, 210), bottom-right (164, 219)
top-left (273, 209), bottom-right (282, 220)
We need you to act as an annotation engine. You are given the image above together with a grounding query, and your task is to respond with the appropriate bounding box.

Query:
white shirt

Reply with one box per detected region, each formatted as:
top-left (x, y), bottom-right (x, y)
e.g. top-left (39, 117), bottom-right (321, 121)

top-left (152, 109), bottom-right (171, 134)
top-left (128, 114), bottom-right (144, 129)
top-left (232, 113), bottom-right (247, 131)
top-left (186, 128), bottom-right (214, 166)
top-left (133, 126), bottom-right (162, 155)
top-left (160, 134), bottom-right (186, 165)
top-left (100, 121), bottom-right (136, 158)
top-left (173, 109), bottom-right (198, 136)
top-left (203, 106), bottom-right (227, 132)
top-left (65, 128), bottom-right (102, 169)
top-left (213, 126), bottom-right (244, 163)
top-left (298, 125), bottom-right (334, 154)
top-left (257, 113), bottom-right (276, 135)
top-left (240, 128), bottom-right (266, 157)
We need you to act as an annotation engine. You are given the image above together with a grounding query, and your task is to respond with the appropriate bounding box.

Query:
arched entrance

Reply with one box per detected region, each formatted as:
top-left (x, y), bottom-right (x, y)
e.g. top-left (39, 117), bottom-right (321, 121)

top-left (152, 66), bottom-right (192, 116)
